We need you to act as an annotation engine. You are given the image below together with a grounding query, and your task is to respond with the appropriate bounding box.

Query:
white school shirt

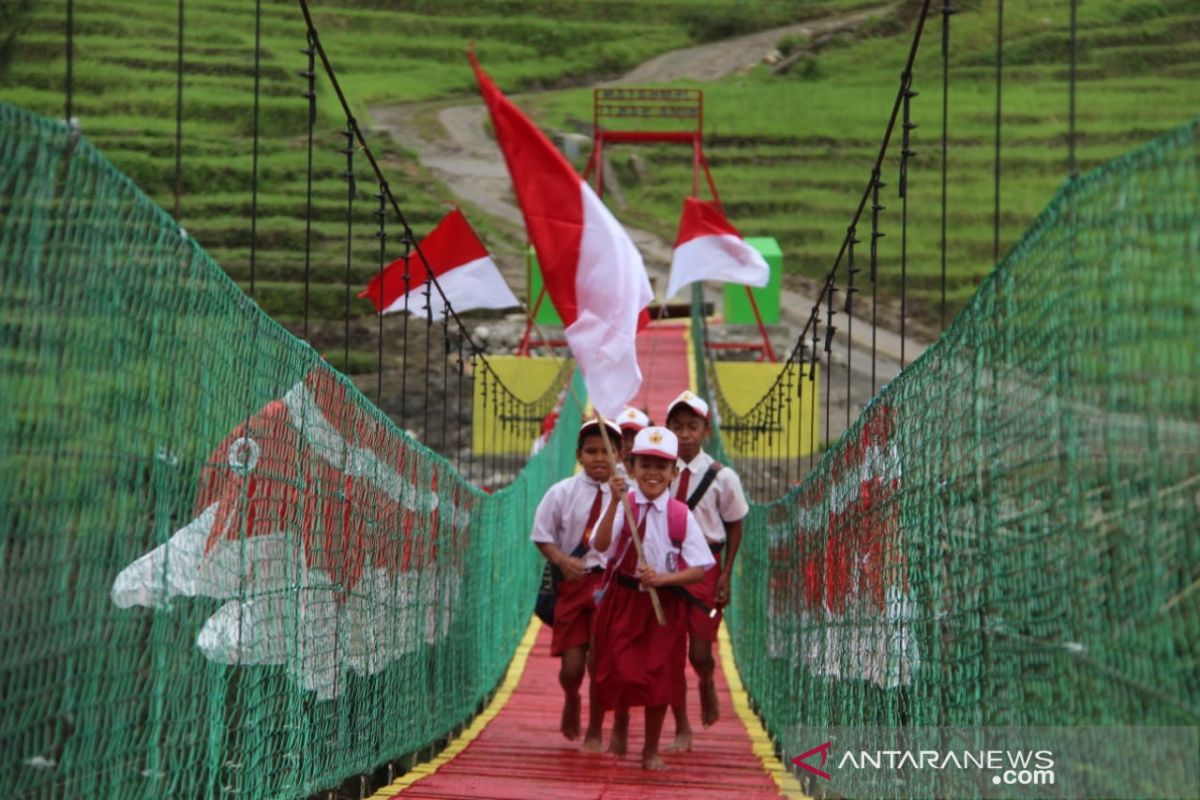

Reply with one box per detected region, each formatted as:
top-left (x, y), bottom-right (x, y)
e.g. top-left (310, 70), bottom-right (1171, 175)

top-left (530, 473), bottom-right (611, 571)
top-left (602, 487), bottom-right (716, 576)
top-left (670, 449), bottom-right (750, 545)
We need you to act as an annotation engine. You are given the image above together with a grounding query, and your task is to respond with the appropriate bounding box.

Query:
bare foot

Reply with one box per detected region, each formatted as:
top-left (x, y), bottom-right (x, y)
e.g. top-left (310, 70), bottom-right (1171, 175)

top-left (581, 734), bottom-right (603, 753)
top-left (642, 753), bottom-right (668, 771)
top-left (668, 727), bottom-right (693, 752)
top-left (607, 719), bottom-right (628, 757)
top-left (560, 693), bottom-right (581, 741)
top-left (699, 679), bottom-right (720, 727)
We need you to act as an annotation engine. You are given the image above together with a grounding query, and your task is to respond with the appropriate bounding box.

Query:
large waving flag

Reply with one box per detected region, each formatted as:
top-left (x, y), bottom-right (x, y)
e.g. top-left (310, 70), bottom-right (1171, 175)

top-left (469, 51), bottom-right (652, 418)
top-left (665, 196), bottom-right (770, 299)
top-left (359, 208), bottom-right (519, 319)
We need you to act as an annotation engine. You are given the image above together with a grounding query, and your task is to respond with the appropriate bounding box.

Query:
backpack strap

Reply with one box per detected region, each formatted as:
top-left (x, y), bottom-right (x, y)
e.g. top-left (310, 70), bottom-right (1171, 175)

top-left (666, 497), bottom-right (689, 547)
top-left (685, 463), bottom-right (723, 510)
top-left (664, 497), bottom-right (717, 616)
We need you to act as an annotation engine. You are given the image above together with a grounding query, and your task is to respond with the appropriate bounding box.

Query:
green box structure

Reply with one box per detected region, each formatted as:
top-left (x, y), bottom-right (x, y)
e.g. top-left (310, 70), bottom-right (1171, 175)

top-left (527, 246), bottom-right (563, 325)
top-left (723, 236), bottom-right (781, 325)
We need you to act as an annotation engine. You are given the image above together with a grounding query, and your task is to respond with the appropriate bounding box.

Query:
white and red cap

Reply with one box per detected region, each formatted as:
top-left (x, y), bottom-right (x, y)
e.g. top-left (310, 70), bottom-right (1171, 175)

top-left (665, 390), bottom-right (709, 422)
top-left (617, 407), bottom-right (650, 432)
top-left (630, 426), bottom-right (678, 461)
top-left (578, 417), bottom-right (622, 439)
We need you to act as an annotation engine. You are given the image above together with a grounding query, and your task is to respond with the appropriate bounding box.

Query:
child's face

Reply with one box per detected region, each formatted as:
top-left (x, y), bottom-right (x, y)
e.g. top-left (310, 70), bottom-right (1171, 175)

top-left (577, 434), bottom-right (613, 482)
top-left (667, 407), bottom-right (708, 461)
top-left (632, 455), bottom-right (678, 499)
top-left (620, 429), bottom-right (637, 459)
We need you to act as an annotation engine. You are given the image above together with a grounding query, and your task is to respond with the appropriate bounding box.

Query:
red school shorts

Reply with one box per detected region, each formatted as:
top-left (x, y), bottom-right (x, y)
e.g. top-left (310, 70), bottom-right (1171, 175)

top-left (550, 570), bottom-right (604, 656)
top-left (686, 557), bottom-right (723, 642)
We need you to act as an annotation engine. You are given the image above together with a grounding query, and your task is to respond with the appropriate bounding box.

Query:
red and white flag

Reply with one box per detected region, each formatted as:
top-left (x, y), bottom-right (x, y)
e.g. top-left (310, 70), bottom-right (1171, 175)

top-left (111, 370), bottom-right (471, 699)
top-left (359, 208), bottom-right (519, 319)
top-left (665, 196), bottom-right (770, 299)
top-left (469, 51), bottom-right (652, 419)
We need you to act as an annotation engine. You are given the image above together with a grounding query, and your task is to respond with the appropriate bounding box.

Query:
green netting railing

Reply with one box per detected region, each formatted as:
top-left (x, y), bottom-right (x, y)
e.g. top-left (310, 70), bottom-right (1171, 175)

top-left (702, 118), bottom-right (1199, 779)
top-left (0, 103), bottom-right (581, 799)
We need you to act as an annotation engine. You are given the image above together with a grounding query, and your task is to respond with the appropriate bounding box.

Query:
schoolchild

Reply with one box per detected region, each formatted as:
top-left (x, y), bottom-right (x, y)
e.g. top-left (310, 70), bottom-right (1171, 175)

top-left (664, 390), bottom-right (750, 749)
top-left (530, 418), bottom-right (623, 748)
top-left (616, 406), bottom-right (650, 472)
top-left (590, 426), bottom-right (715, 770)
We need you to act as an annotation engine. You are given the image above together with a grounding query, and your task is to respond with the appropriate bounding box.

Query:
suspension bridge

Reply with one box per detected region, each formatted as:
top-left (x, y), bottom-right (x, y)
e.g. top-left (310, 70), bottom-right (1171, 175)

top-left (1, 1), bottom-right (1198, 799)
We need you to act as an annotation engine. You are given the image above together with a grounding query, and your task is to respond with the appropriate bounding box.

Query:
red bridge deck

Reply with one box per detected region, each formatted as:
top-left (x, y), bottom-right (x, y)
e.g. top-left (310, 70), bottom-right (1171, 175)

top-left (631, 319), bottom-right (694, 423)
top-left (373, 620), bottom-right (804, 800)
top-left (368, 322), bottom-right (803, 799)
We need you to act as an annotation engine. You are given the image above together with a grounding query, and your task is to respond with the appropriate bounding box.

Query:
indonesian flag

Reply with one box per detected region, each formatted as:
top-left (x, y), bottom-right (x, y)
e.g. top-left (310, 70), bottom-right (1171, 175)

top-left (469, 51), bottom-right (652, 419)
top-left (358, 208), bottom-right (519, 319)
top-left (665, 196), bottom-right (770, 299)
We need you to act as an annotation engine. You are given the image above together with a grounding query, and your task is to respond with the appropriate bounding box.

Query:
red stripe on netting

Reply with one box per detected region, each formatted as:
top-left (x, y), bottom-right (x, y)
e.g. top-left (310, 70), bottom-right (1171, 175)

top-left (634, 320), bottom-right (693, 421)
top-left (386, 622), bottom-right (784, 798)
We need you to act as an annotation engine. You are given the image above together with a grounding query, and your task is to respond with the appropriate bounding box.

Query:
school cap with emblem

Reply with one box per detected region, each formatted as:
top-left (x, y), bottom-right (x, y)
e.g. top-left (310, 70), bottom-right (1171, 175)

top-left (665, 390), bottom-right (709, 422)
top-left (617, 406), bottom-right (650, 432)
top-left (578, 417), bottom-right (622, 438)
top-left (630, 426), bottom-right (678, 461)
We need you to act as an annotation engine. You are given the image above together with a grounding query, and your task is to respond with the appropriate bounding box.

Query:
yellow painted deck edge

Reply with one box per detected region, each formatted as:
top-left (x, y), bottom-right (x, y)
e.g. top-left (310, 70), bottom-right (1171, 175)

top-left (718, 625), bottom-right (813, 800)
top-left (367, 617), bottom-right (542, 799)
top-left (690, 316), bottom-right (808, 799)
top-left (682, 320), bottom-right (699, 395)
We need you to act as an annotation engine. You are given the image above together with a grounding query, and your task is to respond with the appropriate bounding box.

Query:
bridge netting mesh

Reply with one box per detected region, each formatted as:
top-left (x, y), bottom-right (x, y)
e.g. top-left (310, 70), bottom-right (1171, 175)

top-left (695, 115), bottom-right (1199, 790)
top-left (0, 102), bottom-right (582, 799)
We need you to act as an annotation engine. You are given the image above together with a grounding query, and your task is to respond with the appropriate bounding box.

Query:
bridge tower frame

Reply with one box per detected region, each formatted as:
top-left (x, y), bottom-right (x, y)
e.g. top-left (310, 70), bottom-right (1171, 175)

top-left (518, 87), bottom-right (776, 361)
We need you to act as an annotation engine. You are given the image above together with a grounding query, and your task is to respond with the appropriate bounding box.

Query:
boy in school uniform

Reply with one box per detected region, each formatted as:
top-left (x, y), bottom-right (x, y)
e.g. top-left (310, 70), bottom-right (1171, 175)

top-left (530, 418), bottom-right (623, 749)
top-left (619, 407), bottom-right (648, 462)
top-left (591, 426), bottom-right (715, 770)
top-left (664, 390), bottom-right (750, 750)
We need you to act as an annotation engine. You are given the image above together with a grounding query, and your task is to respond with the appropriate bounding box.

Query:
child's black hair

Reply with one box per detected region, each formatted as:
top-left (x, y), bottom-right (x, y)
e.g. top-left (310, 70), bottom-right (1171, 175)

top-left (666, 403), bottom-right (709, 426)
top-left (577, 425), bottom-right (622, 452)
top-left (629, 452), bottom-right (678, 469)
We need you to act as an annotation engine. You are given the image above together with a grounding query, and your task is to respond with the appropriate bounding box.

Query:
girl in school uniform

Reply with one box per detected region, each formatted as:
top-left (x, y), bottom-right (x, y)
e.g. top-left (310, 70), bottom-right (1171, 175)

top-left (590, 426), bottom-right (715, 770)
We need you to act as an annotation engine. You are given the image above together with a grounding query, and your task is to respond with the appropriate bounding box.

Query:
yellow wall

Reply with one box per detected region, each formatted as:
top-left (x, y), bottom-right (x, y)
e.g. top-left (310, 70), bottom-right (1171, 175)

top-left (713, 361), bottom-right (819, 459)
top-left (472, 355), bottom-right (568, 455)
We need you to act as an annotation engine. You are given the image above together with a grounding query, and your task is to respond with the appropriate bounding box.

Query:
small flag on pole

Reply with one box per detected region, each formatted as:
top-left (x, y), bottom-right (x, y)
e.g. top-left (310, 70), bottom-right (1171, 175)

top-left (359, 208), bottom-right (519, 318)
top-left (665, 196), bottom-right (770, 299)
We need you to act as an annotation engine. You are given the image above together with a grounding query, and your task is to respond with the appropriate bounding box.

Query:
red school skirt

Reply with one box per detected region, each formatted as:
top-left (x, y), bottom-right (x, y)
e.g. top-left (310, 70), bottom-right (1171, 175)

top-left (551, 570), bottom-right (604, 656)
top-left (591, 575), bottom-right (687, 710)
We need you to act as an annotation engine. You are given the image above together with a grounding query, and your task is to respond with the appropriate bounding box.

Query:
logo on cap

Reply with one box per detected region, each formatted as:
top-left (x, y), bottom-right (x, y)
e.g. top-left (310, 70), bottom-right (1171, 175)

top-left (649, 430), bottom-right (663, 443)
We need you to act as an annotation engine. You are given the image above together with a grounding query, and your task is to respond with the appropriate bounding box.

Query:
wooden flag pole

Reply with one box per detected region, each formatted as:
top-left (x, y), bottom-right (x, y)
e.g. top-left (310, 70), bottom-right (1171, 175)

top-left (595, 410), bottom-right (666, 626)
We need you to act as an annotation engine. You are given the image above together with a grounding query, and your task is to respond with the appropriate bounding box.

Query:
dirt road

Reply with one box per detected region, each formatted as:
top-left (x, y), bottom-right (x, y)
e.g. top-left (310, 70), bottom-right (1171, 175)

top-left (370, 2), bottom-right (923, 439)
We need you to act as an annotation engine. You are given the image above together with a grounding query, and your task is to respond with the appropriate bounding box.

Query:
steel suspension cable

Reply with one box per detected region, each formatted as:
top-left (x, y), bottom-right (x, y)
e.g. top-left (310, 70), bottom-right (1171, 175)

top-left (172, 0), bottom-right (184, 221)
top-left (295, 0), bottom-right (546, 410)
top-left (870, 170), bottom-right (885, 394)
top-left (698, 0), bottom-right (933, 491)
top-left (249, 0), bottom-right (262, 297)
top-left (64, 0), bottom-right (73, 125)
top-left (993, 0), bottom-right (1004, 264)
top-left (1068, 0), bottom-right (1078, 180)
top-left (845, 227), bottom-right (860, 431)
top-left (376, 184), bottom-right (387, 402)
top-left (899, 71), bottom-right (917, 368)
top-left (342, 126), bottom-right (354, 372)
top-left (940, 1), bottom-right (955, 330)
top-left (301, 33), bottom-right (316, 340)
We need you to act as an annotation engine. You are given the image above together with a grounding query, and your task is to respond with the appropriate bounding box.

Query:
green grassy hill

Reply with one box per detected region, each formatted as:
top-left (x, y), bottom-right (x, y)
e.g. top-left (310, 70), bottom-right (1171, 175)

top-left (3, 0), bottom-right (1198, 362)
top-left (530, 0), bottom-right (1200, 336)
top-left (0, 0), bottom-right (875, 373)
